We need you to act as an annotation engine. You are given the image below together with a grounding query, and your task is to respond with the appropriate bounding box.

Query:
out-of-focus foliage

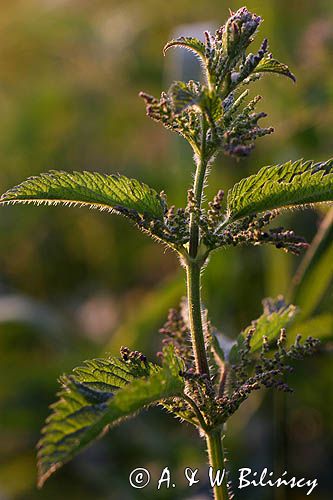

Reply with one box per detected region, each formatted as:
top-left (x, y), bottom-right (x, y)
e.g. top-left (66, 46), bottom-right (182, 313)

top-left (291, 207), bottom-right (333, 320)
top-left (0, 1), bottom-right (332, 499)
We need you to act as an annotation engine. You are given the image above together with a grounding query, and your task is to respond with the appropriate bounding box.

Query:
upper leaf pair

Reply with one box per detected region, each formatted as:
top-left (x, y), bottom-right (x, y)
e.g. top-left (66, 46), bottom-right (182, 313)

top-left (1, 159), bottom-right (332, 257)
top-left (226, 158), bottom-right (333, 223)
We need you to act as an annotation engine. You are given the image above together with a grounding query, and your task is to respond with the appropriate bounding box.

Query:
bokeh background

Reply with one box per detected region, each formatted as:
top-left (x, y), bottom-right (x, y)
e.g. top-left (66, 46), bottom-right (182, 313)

top-left (0, 0), bottom-right (332, 499)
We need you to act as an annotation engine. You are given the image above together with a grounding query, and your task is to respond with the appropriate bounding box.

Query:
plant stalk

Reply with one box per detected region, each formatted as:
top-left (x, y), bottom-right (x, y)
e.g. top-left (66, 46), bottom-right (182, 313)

top-left (186, 261), bottom-right (210, 376)
top-left (188, 160), bottom-right (206, 258)
top-left (186, 115), bottom-right (229, 500)
top-left (189, 117), bottom-right (208, 259)
top-left (186, 115), bottom-right (210, 376)
top-left (206, 430), bottom-right (230, 500)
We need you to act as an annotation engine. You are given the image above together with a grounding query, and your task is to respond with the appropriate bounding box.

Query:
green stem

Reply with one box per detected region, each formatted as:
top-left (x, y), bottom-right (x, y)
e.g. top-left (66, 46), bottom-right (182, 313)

top-left (206, 430), bottom-right (230, 500)
top-left (183, 394), bottom-right (209, 432)
top-left (186, 114), bottom-right (210, 376)
top-left (186, 114), bottom-right (229, 500)
top-left (186, 261), bottom-right (210, 376)
top-left (189, 117), bottom-right (208, 259)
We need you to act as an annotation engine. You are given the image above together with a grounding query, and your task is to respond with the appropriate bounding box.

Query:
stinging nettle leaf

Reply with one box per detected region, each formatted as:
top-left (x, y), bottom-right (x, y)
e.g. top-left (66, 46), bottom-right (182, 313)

top-left (254, 55), bottom-right (296, 82)
top-left (163, 36), bottom-right (206, 62)
top-left (289, 314), bottom-right (333, 345)
top-left (37, 346), bottom-right (184, 488)
top-left (227, 159), bottom-right (333, 222)
top-left (0, 171), bottom-right (165, 220)
top-left (169, 81), bottom-right (203, 114)
top-left (229, 297), bottom-right (298, 364)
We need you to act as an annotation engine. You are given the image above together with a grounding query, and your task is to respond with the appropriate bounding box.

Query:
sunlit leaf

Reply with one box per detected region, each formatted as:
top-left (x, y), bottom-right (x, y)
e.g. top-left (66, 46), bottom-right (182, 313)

top-left (254, 55), bottom-right (296, 82)
top-left (289, 314), bottom-right (333, 344)
top-left (227, 159), bottom-right (333, 222)
top-left (163, 36), bottom-right (206, 62)
top-left (1, 171), bottom-right (165, 220)
top-left (37, 346), bottom-right (184, 487)
top-left (229, 297), bottom-right (298, 363)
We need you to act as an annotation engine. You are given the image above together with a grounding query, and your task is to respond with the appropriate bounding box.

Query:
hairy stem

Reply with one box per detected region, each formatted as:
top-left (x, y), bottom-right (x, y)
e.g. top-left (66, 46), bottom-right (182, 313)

top-left (186, 115), bottom-right (210, 376)
top-left (186, 261), bottom-right (210, 376)
top-left (186, 115), bottom-right (228, 500)
top-left (206, 430), bottom-right (230, 500)
top-left (183, 394), bottom-right (209, 432)
top-left (189, 117), bottom-right (208, 259)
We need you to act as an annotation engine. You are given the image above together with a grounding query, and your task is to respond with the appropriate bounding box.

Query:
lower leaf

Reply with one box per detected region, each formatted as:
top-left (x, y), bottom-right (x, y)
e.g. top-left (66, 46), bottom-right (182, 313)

top-left (229, 297), bottom-right (298, 363)
top-left (37, 346), bottom-right (184, 487)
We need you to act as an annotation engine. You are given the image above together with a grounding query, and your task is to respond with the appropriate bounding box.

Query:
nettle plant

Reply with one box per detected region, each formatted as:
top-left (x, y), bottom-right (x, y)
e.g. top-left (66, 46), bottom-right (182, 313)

top-left (1, 7), bottom-right (332, 500)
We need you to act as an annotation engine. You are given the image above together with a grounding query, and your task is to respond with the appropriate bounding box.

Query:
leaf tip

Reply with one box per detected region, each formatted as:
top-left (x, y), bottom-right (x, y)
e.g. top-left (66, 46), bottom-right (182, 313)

top-left (37, 462), bottom-right (61, 489)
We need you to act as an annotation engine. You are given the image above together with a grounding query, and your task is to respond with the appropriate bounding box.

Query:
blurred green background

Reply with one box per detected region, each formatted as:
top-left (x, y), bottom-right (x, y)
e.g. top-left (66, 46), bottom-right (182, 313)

top-left (0, 0), bottom-right (332, 499)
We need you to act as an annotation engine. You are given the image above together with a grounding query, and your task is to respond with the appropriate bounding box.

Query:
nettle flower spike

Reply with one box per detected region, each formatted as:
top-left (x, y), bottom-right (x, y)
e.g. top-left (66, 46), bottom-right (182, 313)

top-left (141, 6), bottom-right (295, 159)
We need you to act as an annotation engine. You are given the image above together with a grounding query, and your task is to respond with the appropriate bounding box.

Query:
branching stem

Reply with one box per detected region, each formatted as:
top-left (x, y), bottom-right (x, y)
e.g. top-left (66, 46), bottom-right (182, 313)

top-left (185, 114), bottom-right (229, 500)
top-left (186, 114), bottom-right (210, 376)
top-left (183, 394), bottom-right (208, 432)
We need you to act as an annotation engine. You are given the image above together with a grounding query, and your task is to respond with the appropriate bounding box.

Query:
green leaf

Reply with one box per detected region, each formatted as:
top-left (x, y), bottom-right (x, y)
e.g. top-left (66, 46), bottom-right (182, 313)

top-left (0, 171), bottom-right (164, 219)
top-left (37, 346), bottom-right (184, 487)
top-left (163, 36), bottom-right (206, 62)
top-left (229, 297), bottom-right (298, 363)
top-left (227, 159), bottom-right (333, 222)
top-left (254, 55), bottom-right (296, 82)
top-left (169, 81), bottom-right (202, 114)
top-left (289, 314), bottom-right (333, 344)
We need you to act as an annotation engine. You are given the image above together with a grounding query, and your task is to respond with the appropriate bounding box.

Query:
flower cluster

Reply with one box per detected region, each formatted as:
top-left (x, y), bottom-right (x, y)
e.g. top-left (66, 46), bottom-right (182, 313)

top-left (118, 196), bottom-right (308, 257)
top-left (203, 210), bottom-right (308, 255)
top-left (140, 7), bottom-right (294, 160)
top-left (214, 327), bottom-right (319, 422)
top-left (158, 304), bottom-right (193, 367)
top-left (115, 198), bottom-right (190, 247)
top-left (157, 297), bottom-right (320, 431)
top-left (120, 346), bottom-right (148, 364)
